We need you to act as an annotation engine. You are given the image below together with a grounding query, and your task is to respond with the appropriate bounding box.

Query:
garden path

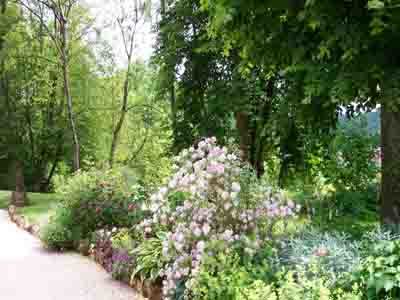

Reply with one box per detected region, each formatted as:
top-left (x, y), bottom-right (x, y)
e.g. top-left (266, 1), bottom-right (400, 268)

top-left (0, 210), bottom-right (140, 300)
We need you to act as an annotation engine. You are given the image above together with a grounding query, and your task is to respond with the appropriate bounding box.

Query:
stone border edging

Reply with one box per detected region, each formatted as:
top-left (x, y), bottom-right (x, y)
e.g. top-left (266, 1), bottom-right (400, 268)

top-left (7, 205), bottom-right (40, 237)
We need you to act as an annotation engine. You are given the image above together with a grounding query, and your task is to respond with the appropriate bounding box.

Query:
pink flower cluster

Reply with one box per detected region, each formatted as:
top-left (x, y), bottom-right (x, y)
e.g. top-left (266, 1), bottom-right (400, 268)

top-left (140, 138), bottom-right (299, 299)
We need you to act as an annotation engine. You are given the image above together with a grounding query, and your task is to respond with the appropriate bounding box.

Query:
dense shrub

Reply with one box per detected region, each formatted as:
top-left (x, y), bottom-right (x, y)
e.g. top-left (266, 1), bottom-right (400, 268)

top-left (190, 247), bottom-right (362, 300)
top-left (190, 242), bottom-right (277, 300)
top-left (140, 137), bottom-right (300, 299)
top-left (40, 206), bottom-right (79, 250)
top-left (352, 239), bottom-right (400, 299)
top-left (306, 116), bottom-right (379, 197)
top-left (190, 250), bottom-right (255, 300)
top-left (245, 269), bottom-right (362, 300)
top-left (41, 169), bottom-right (147, 249)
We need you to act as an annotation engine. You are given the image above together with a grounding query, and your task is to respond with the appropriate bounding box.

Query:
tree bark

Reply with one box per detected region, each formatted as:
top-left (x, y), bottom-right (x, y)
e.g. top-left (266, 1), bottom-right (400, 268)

top-left (11, 160), bottom-right (27, 207)
top-left (380, 104), bottom-right (400, 226)
top-left (170, 82), bottom-right (179, 151)
top-left (0, 0), bottom-right (5, 13)
top-left (60, 19), bottom-right (80, 171)
top-left (0, 0), bottom-right (7, 51)
top-left (235, 111), bottom-right (250, 162)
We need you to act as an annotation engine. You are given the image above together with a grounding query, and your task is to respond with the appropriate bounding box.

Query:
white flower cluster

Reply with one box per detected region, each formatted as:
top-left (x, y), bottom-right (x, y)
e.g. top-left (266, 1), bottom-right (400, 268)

top-left (140, 137), bottom-right (299, 299)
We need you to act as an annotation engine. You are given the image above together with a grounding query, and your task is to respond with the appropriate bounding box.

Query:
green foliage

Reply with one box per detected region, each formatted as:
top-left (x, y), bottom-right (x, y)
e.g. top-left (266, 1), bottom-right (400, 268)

top-left (167, 190), bottom-right (188, 210)
top-left (279, 228), bottom-right (362, 283)
top-left (190, 248), bottom-right (362, 300)
top-left (240, 280), bottom-right (277, 300)
top-left (40, 206), bottom-right (79, 250)
top-left (353, 240), bottom-right (400, 299)
top-left (132, 232), bottom-right (166, 282)
top-left (111, 228), bottom-right (134, 250)
top-left (155, 0), bottom-right (240, 151)
top-left (270, 269), bottom-right (362, 300)
top-left (189, 239), bottom-right (277, 300)
top-left (88, 63), bottom-right (173, 186)
top-left (190, 251), bottom-right (256, 300)
top-left (16, 192), bottom-right (60, 226)
top-left (326, 116), bottom-right (379, 192)
top-left (332, 185), bottom-right (378, 220)
top-left (0, 190), bottom-right (8, 209)
top-left (303, 114), bottom-right (379, 204)
top-left (41, 169), bottom-right (147, 249)
top-left (200, 0), bottom-right (400, 209)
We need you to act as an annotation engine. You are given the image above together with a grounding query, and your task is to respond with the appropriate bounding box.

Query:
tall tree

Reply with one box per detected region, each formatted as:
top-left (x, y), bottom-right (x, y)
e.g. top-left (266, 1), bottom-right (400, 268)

top-left (109, 0), bottom-right (148, 168)
top-left (154, 0), bottom-right (325, 178)
top-left (203, 0), bottom-right (400, 224)
top-left (19, 0), bottom-right (81, 171)
top-left (159, 0), bottom-right (178, 153)
top-left (0, 1), bottom-right (29, 205)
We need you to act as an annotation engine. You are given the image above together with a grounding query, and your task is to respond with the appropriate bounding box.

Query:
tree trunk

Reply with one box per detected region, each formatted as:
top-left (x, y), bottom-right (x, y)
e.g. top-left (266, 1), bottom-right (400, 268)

top-left (170, 83), bottom-right (179, 152)
top-left (0, 0), bottom-right (6, 14)
top-left (11, 160), bottom-right (27, 207)
top-left (254, 142), bottom-right (265, 178)
top-left (380, 104), bottom-right (400, 226)
top-left (235, 111), bottom-right (250, 162)
top-left (32, 169), bottom-right (46, 192)
top-left (109, 65), bottom-right (130, 168)
top-left (0, 0), bottom-right (7, 51)
top-left (61, 19), bottom-right (80, 171)
top-left (161, 0), bottom-right (166, 14)
top-left (160, 1), bottom-right (179, 153)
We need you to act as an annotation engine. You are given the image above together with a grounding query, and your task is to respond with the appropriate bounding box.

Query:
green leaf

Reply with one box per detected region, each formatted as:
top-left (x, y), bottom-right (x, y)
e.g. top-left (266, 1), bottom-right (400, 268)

top-left (384, 279), bottom-right (395, 292)
top-left (368, 0), bottom-right (385, 9)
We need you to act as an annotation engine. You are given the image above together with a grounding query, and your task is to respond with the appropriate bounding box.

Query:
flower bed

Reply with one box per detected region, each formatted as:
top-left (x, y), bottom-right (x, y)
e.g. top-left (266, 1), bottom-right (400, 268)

top-left (10, 138), bottom-right (398, 300)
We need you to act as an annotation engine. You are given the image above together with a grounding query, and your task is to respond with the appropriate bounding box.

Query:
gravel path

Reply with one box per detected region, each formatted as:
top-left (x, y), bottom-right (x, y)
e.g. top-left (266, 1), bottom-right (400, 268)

top-left (0, 210), bottom-right (140, 300)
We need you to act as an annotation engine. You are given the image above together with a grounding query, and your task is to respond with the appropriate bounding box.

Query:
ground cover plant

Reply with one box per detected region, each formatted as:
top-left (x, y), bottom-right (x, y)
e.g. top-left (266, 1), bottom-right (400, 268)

top-left (278, 228), bottom-right (362, 283)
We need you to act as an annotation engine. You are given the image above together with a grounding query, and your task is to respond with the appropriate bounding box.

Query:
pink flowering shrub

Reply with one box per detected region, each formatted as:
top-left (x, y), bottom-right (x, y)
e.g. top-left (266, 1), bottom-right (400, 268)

top-left (140, 137), bottom-right (299, 299)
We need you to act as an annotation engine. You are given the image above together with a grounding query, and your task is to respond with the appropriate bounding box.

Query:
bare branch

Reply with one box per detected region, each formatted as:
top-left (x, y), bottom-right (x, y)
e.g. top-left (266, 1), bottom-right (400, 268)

top-left (16, 0), bottom-right (62, 53)
top-left (128, 128), bottom-right (149, 163)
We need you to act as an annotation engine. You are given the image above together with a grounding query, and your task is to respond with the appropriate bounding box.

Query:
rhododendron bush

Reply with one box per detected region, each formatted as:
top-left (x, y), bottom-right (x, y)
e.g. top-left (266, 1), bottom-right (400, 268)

top-left (140, 138), bottom-right (300, 299)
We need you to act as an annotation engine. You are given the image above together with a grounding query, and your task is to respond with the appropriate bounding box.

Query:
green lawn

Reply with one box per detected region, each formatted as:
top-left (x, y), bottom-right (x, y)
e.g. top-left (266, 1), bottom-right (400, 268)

top-left (0, 190), bottom-right (59, 226)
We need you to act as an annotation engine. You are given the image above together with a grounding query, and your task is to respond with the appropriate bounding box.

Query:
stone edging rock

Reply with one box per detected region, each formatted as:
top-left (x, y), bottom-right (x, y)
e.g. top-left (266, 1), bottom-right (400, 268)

top-left (8, 205), bottom-right (40, 237)
top-left (129, 277), bottom-right (162, 300)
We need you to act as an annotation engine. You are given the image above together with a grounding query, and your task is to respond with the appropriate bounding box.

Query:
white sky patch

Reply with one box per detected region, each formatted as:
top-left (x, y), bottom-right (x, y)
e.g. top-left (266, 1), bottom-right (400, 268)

top-left (83, 0), bottom-right (158, 67)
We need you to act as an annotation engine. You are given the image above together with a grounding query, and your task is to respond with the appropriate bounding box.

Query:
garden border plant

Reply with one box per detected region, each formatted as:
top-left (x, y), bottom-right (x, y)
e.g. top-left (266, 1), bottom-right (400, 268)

top-left (32, 137), bottom-right (395, 300)
top-left (139, 137), bottom-right (300, 299)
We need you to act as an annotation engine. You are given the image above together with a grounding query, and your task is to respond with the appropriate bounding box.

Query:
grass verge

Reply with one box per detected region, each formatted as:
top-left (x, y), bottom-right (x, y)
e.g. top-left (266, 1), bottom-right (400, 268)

top-left (0, 190), bottom-right (59, 226)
